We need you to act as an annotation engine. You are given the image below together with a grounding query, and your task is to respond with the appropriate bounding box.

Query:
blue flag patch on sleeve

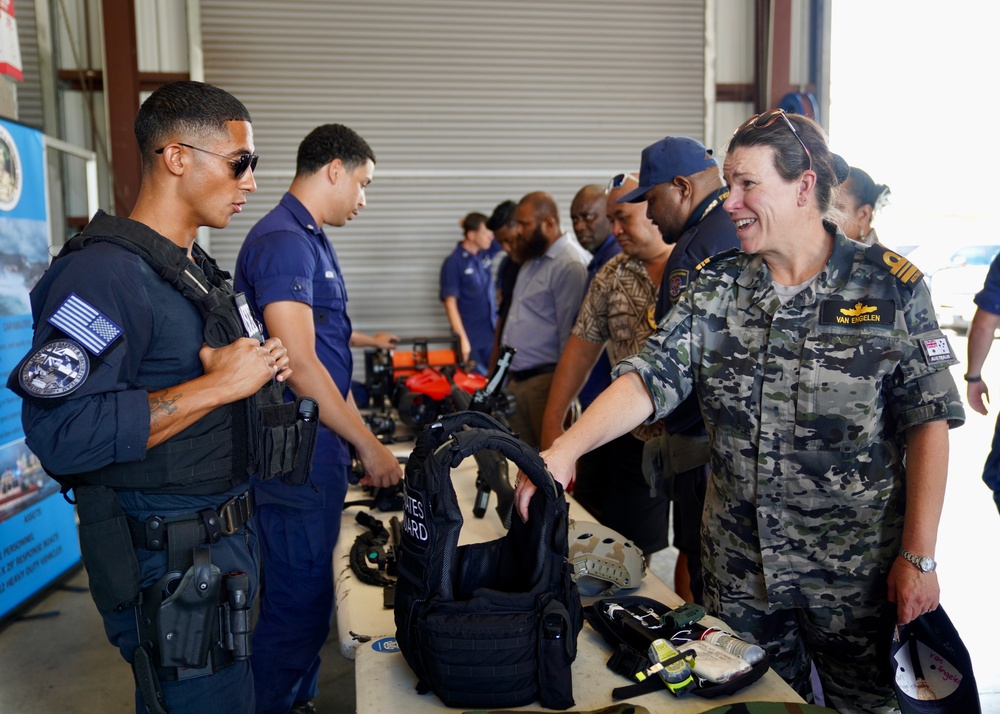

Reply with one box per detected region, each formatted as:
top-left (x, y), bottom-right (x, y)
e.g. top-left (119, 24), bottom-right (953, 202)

top-left (46, 293), bottom-right (123, 355)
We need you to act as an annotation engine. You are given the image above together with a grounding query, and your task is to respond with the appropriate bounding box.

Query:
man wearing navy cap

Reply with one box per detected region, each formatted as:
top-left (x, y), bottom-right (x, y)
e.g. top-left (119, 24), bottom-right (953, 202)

top-left (619, 136), bottom-right (739, 603)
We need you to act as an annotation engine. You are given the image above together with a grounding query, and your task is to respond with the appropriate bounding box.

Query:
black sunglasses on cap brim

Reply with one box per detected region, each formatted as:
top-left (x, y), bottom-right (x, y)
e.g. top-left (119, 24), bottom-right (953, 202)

top-left (606, 172), bottom-right (639, 192)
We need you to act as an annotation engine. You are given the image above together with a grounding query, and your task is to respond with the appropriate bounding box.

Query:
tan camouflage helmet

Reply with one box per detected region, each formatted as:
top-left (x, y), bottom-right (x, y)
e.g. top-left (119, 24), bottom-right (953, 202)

top-left (567, 519), bottom-right (646, 596)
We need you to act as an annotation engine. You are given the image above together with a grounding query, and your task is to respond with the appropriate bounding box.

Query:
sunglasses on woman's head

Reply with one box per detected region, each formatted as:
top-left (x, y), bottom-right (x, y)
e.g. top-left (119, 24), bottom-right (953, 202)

top-left (735, 109), bottom-right (813, 172)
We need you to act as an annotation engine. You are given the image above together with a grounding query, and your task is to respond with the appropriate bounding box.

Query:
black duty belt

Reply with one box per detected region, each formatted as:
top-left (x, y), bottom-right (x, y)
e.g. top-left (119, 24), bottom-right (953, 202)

top-left (509, 363), bottom-right (557, 381)
top-left (128, 491), bottom-right (254, 551)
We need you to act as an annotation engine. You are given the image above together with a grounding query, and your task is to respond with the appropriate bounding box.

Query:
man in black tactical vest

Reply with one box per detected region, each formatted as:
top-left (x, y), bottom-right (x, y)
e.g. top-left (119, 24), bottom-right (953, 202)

top-left (7, 81), bottom-right (292, 714)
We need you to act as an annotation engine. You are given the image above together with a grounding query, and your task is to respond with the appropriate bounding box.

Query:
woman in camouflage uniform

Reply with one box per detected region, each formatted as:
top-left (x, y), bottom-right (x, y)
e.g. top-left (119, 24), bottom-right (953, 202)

top-left (515, 110), bottom-right (964, 712)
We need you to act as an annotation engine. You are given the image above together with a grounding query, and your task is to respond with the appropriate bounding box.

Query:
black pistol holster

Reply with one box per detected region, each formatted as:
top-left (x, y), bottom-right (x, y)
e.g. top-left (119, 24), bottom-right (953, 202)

top-left (129, 501), bottom-right (254, 714)
top-left (393, 411), bottom-right (583, 710)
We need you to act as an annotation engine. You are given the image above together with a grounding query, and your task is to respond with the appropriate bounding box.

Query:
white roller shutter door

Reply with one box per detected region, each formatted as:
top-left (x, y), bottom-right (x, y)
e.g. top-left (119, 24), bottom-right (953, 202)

top-left (201, 0), bottom-right (707, 372)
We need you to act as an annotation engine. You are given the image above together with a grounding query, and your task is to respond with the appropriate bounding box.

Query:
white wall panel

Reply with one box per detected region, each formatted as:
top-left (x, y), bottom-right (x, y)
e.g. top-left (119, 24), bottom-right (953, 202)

top-left (135, 0), bottom-right (189, 72)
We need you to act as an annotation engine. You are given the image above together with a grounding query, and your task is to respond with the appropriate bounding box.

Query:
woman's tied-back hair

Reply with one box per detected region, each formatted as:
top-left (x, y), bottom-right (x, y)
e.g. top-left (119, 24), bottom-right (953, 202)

top-left (296, 123), bottom-right (376, 177)
top-left (845, 166), bottom-right (891, 213)
top-left (461, 212), bottom-right (488, 233)
top-left (135, 81), bottom-right (252, 171)
top-left (728, 111), bottom-right (848, 214)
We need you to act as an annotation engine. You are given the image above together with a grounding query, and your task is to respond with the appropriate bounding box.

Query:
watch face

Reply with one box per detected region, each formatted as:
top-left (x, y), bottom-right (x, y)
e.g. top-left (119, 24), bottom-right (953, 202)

top-left (919, 557), bottom-right (935, 573)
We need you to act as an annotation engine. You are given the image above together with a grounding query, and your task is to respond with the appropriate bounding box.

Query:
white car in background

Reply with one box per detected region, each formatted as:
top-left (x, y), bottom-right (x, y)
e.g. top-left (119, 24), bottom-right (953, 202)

top-left (907, 244), bottom-right (1000, 333)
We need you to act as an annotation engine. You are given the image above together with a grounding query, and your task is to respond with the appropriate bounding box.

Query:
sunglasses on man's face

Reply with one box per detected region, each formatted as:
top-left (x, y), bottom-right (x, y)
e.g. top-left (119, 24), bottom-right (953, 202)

top-left (155, 142), bottom-right (259, 179)
top-left (735, 108), bottom-right (813, 172)
top-left (606, 172), bottom-right (639, 192)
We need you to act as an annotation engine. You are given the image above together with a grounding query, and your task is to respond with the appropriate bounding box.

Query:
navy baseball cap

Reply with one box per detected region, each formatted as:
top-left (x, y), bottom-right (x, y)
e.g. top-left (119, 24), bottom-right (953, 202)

top-left (618, 137), bottom-right (718, 204)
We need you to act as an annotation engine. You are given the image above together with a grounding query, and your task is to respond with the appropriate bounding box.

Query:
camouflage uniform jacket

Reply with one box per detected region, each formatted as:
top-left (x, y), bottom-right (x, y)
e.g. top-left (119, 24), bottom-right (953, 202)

top-left (573, 252), bottom-right (661, 440)
top-left (614, 231), bottom-right (965, 608)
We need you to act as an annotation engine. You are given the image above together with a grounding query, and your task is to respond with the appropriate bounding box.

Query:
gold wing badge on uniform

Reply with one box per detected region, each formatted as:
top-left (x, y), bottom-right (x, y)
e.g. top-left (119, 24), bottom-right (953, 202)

top-left (840, 301), bottom-right (878, 317)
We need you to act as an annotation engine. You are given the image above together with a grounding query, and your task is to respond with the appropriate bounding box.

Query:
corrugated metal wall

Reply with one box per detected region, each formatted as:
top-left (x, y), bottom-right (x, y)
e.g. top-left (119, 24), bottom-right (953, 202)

top-left (201, 0), bottom-right (708, 358)
top-left (15, 0), bottom-right (43, 129)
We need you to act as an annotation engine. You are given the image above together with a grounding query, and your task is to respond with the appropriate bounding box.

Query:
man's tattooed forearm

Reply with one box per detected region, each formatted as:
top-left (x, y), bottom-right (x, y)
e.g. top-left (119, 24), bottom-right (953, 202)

top-left (149, 392), bottom-right (182, 429)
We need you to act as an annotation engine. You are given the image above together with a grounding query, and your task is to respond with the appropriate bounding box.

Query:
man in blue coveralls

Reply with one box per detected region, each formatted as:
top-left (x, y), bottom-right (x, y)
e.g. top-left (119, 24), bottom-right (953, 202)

top-left (235, 124), bottom-right (403, 714)
top-left (439, 212), bottom-right (498, 374)
top-left (9, 81), bottom-right (288, 713)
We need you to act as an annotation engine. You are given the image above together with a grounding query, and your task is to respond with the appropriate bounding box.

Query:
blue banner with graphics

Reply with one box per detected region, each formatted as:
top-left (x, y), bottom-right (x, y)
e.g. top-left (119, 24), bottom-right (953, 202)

top-left (0, 118), bottom-right (82, 623)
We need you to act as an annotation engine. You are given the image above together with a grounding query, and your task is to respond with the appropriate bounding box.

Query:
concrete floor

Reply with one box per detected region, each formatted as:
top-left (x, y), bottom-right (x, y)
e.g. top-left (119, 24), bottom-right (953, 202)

top-left (0, 563), bottom-right (357, 714)
top-left (1, 335), bottom-right (999, 713)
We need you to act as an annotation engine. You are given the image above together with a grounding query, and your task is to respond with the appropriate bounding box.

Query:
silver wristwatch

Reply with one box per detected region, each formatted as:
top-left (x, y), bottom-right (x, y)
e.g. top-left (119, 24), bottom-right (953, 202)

top-left (899, 547), bottom-right (936, 573)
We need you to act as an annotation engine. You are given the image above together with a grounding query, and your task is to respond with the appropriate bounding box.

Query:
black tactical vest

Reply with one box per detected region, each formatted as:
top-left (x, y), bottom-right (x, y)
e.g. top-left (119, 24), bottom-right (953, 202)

top-left (52, 211), bottom-right (271, 495)
top-left (393, 411), bottom-right (583, 710)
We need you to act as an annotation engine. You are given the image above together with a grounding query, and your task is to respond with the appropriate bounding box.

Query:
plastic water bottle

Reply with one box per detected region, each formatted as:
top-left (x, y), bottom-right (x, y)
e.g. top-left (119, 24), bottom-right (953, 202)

top-left (702, 629), bottom-right (766, 665)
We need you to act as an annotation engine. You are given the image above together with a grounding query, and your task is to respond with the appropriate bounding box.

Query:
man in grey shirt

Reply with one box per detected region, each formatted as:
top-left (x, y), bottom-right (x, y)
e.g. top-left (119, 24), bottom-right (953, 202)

top-left (501, 191), bottom-right (588, 447)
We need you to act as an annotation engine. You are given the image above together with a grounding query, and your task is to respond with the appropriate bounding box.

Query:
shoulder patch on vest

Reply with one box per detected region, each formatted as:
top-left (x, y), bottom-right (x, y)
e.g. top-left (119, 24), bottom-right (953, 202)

top-left (865, 243), bottom-right (923, 285)
top-left (46, 292), bottom-right (123, 355)
top-left (19, 339), bottom-right (91, 397)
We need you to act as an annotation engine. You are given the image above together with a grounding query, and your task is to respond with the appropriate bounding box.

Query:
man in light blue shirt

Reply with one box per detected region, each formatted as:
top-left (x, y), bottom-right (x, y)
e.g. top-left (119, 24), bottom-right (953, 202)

top-left (501, 191), bottom-right (588, 447)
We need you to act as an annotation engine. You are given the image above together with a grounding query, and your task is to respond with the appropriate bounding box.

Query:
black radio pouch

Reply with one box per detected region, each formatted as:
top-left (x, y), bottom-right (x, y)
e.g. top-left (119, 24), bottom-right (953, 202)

top-left (74, 484), bottom-right (141, 612)
top-left (584, 595), bottom-right (770, 700)
top-left (257, 390), bottom-right (319, 486)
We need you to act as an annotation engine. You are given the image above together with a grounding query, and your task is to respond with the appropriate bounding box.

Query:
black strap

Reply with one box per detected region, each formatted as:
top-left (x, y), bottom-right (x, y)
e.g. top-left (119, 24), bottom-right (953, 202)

top-left (128, 491), bottom-right (254, 552)
top-left (443, 426), bottom-right (558, 501)
top-left (166, 519), bottom-right (200, 574)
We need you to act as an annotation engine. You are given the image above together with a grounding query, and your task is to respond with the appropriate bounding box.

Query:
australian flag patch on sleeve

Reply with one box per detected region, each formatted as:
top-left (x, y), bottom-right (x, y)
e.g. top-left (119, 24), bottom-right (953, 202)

top-left (46, 293), bottom-right (123, 355)
top-left (920, 336), bottom-right (954, 364)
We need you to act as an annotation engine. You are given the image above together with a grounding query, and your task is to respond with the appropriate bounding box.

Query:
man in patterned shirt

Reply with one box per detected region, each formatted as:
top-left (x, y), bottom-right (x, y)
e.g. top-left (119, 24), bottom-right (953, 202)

top-left (541, 174), bottom-right (672, 555)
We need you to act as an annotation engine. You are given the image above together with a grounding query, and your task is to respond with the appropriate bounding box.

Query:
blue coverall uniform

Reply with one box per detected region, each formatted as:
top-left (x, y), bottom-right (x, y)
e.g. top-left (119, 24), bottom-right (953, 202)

top-left (439, 242), bottom-right (497, 374)
top-left (235, 192), bottom-right (354, 714)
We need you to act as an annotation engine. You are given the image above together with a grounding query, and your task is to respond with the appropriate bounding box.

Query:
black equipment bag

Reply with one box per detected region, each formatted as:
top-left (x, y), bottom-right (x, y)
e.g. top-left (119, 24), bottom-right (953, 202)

top-left (393, 411), bottom-right (583, 710)
top-left (584, 595), bottom-right (770, 699)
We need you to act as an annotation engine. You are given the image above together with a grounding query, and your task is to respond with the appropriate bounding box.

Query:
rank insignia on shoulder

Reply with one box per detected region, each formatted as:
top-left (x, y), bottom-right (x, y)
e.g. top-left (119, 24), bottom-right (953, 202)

top-left (920, 336), bottom-right (954, 364)
top-left (46, 292), bottom-right (123, 355)
top-left (866, 244), bottom-right (923, 285)
top-left (19, 339), bottom-right (91, 398)
top-left (820, 299), bottom-right (895, 326)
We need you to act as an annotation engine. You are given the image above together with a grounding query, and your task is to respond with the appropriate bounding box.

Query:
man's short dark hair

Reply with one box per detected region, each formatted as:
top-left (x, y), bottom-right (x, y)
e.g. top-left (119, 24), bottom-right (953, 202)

top-left (486, 200), bottom-right (517, 232)
top-left (135, 81), bottom-right (252, 170)
top-left (296, 124), bottom-right (375, 177)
